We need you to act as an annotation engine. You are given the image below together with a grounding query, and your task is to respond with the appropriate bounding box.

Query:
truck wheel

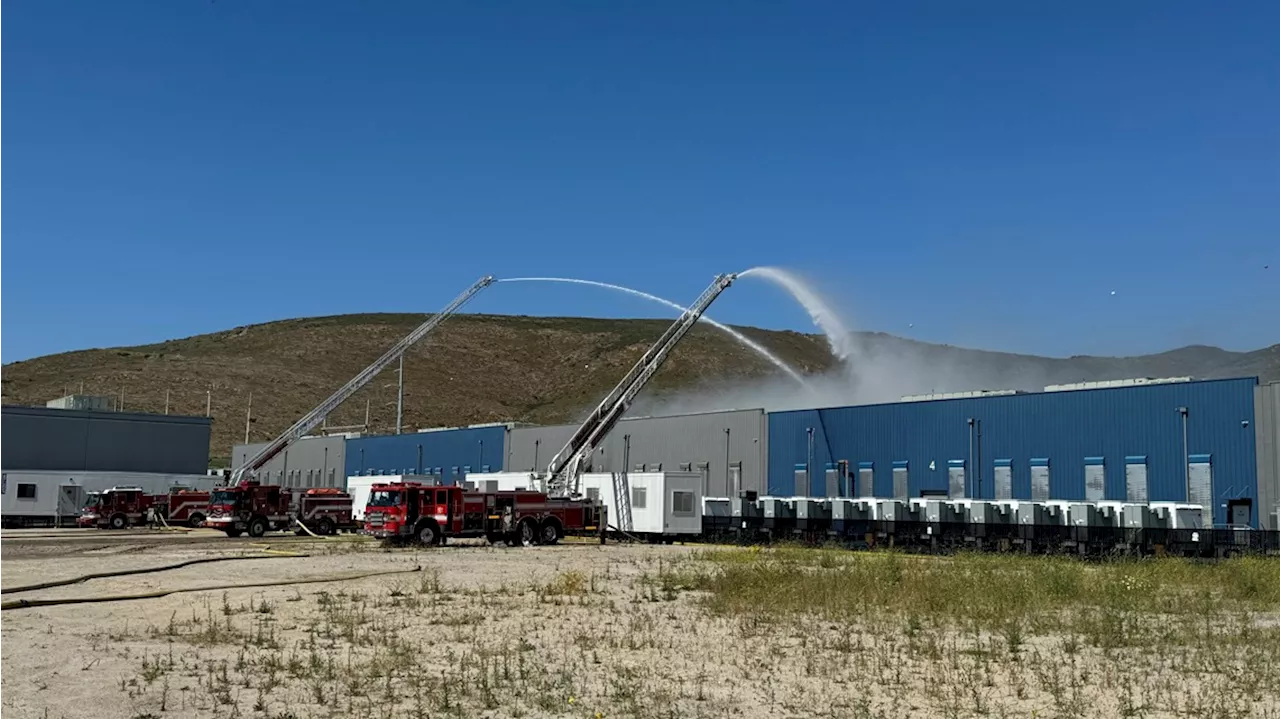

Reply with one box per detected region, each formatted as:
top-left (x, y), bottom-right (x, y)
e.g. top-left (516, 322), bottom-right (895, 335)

top-left (539, 520), bottom-right (561, 546)
top-left (225, 528), bottom-right (243, 538)
top-left (519, 519), bottom-right (538, 547)
top-left (110, 514), bottom-right (128, 530)
top-left (248, 517), bottom-right (268, 538)
top-left (188, 513), bottom-right (205, 528)
top-left (317, 517), bottom-right (336, 536)
top-left (416, 522), bottom-right (438, 546)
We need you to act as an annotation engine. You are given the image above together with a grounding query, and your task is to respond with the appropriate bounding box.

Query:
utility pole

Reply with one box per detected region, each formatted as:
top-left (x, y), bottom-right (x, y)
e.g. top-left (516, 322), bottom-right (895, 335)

top-left (724, 428), bottom-right (732, 497)
top-left (533, 439), bottom-right (541, 471)
top-left (206, 386), bottom-right (212, 417)
top-left (396, 354), bottom-right (405, 435)
top-left (245, 392), bottom-right (253, 444)
top-left (1178, 407), bottom-right (1190, 502)
top-left (364, 399), bottom-right (371, 432)
top-left (806, 427), bottom-right (815, 497)
top-left (164, 389), bottom-right (171, 415)
top-left (119, 387), bottom-right (125, 412)
top-left (967, 418), bottom-right (976, 498)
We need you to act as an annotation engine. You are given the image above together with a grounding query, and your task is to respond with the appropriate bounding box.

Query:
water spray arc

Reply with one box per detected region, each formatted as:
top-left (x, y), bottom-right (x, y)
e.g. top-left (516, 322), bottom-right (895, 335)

top-left (498, 277), bottom-right (806, 384)
top-left (738, 266), bottom-right (858, 363)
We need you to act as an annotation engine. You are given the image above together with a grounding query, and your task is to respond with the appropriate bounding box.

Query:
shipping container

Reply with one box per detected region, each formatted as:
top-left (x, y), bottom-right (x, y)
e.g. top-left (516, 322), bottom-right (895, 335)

top-left (767, 377), bottom-right (1259, 526)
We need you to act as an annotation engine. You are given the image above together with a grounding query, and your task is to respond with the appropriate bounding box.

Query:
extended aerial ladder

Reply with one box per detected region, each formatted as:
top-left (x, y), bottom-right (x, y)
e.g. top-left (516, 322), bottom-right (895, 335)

top-left (229, 276), bottom-right (496, 485)
top-left (542, 273), bottom-right (738, 530)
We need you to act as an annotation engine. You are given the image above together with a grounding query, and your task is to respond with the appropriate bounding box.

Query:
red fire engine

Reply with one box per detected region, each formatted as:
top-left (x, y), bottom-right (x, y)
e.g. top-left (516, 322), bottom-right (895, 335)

top-left (155, 489), bottom-right (211, 527)
top-left (362, 482), bottom-right (602, 546)
top-left (77, 487), bottom-right (211, 529)
top-left (205, 482), bottom-right (355, 538)
top-left (76, 487), bottom-right (164, 529)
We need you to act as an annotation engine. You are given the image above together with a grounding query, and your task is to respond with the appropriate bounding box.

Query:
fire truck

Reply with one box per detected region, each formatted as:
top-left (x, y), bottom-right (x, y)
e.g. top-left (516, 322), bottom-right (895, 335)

top-left (205, 482), bottom-right (355, 538)
top-left (76, 486), bottom-right (167, 529)
top-left (362, 482), bottom-right (601, 546)
top-left (154, 489), bottom-right (211, 527)
top-left (75, 486), bottom-right (211, 529)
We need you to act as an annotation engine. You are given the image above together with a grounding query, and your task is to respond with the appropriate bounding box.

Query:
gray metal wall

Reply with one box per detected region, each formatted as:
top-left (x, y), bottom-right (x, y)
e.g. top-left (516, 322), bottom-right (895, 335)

top-left (505, 409), bottom-right (768, 496)
top-left (1, 406), bottom-right (212, 475)
top-left (1257, 382), bottom-right (1280, 529)
top-left (232, 435), bottom-right (347, 489)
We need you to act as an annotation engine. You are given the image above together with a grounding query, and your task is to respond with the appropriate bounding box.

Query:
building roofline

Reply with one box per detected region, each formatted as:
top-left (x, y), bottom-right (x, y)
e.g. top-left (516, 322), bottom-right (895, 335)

top-left (1, 404), bottom-right (213, 426)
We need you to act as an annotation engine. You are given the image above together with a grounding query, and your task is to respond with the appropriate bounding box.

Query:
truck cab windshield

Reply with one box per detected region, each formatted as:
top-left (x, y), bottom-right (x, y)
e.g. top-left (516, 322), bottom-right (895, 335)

top-left (210, 490), bottom-right (239, 506)
top-left (367, 490), bottom-right (402, 507)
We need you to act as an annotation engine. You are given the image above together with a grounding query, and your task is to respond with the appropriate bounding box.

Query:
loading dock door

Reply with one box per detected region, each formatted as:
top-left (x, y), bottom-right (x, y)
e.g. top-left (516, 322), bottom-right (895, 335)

top-left (1030, 459), bottom-right (1050, 501)
top-left (857, 463), bottom-right (873, 498)
top-left (1188, 454), bottom-right (1212, 514)
top-left (1125, 457), bottom-right (1148, 503)
top-left (993, 461), bottom-right (1012, 500)
top-left (1084, 458), bottom-right (1105, 502)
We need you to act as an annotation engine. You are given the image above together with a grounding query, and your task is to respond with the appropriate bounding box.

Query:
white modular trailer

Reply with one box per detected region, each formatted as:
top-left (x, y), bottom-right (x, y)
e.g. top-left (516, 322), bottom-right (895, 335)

top-left (345, 474), bottom-right (439, 521)
top-left (471, 472), bottom-right (543, 493)
top-left (580, 472), bottom-right (703, 537)
top-left (1, 471), bottom-right (224, 528)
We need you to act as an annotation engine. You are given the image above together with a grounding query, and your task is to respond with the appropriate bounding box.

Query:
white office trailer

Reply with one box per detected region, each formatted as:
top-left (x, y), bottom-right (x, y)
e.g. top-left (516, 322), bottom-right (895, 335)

top-left (1, 471), bottom-right (224, 528)
top-left (579, 471), bottom-right (703, 539)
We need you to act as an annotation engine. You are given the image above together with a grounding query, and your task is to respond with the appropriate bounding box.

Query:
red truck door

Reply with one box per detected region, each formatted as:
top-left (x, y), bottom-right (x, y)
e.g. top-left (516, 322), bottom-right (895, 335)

top-left (431, 489), bottom-right (454, 533)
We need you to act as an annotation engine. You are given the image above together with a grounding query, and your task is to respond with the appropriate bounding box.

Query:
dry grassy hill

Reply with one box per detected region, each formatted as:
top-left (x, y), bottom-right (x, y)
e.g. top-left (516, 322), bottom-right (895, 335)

top-left (0, 314), bottom-right (835, 463)
top-left (3, 313), bottom-right (1276, 465)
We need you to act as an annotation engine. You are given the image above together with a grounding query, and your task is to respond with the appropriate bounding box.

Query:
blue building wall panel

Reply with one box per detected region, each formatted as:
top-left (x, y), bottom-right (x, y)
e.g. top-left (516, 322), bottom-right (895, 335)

top-left (767, 378), bottom-right (1259, 526)
top-left (344, 426), bottom-right (507, 483)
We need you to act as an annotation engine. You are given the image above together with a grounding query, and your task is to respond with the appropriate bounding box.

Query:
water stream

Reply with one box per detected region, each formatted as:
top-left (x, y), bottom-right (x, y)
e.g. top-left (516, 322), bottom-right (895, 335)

top-left (498, 276), bottom-right (806, 384)
top-left (738, 266), bottom-right (857, 363)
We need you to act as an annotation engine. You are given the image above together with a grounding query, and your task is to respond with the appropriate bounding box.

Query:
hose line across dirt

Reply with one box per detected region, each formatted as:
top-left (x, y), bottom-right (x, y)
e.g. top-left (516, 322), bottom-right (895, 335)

top-left (1, 565), bottom-right (423, 611)
top-left (1, 554), bottom-right (308, 595)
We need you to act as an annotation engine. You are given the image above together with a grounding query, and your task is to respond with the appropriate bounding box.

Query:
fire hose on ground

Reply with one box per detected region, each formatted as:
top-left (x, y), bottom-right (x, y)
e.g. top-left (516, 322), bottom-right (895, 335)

top-left (1, 564), bottom-right (423, 611)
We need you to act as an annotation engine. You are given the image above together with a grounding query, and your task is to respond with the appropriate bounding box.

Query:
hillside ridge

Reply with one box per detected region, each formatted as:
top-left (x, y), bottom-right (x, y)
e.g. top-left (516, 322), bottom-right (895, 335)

top-left (4, 312), bottom-right (1276, 463)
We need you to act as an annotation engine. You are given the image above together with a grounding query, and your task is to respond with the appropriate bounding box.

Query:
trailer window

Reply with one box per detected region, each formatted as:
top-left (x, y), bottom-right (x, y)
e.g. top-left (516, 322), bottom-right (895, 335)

top-left (586, 487), bottom-right (600, 501)
top-left (672, 491), bottom-right (696, 516)
top-left (17, 483), bottom-right (37, 500)
top-left (631, 486), bottom-right (647, 510)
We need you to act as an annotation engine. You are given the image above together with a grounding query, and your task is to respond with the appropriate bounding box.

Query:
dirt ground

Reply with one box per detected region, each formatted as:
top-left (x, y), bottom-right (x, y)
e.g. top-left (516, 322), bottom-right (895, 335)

top-left (0, 527), bottom-right (747, 716)
top-left (3, 528), bottom-right (1278, 719)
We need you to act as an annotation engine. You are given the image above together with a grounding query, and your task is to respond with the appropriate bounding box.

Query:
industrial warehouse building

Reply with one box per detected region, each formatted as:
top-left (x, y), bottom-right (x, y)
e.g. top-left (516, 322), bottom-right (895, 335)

top-left (503, 409), bottom-right (769, 497)
top-left (232, 434), bottom-right (347, 489)
top-left (231, 377), bottom-right (1280, 529)
top-left (1, 403), bottom-right (217, 526)
top-left (3, 404), bottom-right (213, 475)
top-left (770, 377), bottom-right (1262, 527)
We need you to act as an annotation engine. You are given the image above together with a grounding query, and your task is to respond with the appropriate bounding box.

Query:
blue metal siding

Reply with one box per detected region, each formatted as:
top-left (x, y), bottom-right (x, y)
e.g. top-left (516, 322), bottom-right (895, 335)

top-left (767, 378), bottom-right (1258, 525)
top-left (344, 426), bottom-right (507, 483)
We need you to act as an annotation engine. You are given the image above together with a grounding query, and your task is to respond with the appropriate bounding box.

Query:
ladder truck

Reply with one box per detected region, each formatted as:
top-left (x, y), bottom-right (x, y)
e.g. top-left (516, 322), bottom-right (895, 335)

top-left (228, 276), bottom-right (495, 487)
top-left (541, 273), bottom-right (737, 532)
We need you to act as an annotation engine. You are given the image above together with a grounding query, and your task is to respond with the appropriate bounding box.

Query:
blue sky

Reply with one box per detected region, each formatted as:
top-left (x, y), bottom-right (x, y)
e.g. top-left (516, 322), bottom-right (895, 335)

top-left (4, 1), bottom-right (1277, 363)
